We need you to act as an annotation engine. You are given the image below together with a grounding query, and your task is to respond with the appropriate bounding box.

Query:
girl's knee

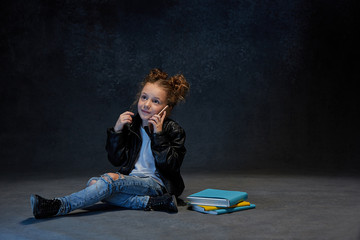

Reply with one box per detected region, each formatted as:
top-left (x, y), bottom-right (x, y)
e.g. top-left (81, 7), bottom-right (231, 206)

top-left (88, 173), bottom-right (123, 185)
top-left (107, 173), bottom-right (119, 181)
top-left (86, 177), bottom-right (98, 187)
top-left (104, 172), bottom-right (124, 182)
top-left (88, 180), bottom-right (97, 186)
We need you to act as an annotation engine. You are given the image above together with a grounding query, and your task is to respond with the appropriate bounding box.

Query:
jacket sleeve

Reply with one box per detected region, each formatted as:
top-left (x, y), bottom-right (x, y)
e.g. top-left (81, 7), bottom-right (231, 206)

top-left (150, 122), bottom-right (186, 174)
top-left (105, 128), bottom-right (128, 166)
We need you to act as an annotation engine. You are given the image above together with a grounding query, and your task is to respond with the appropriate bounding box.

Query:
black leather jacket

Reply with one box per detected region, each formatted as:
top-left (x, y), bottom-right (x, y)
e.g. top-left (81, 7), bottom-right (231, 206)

top-left (105, 114), bottom-right (186, 197)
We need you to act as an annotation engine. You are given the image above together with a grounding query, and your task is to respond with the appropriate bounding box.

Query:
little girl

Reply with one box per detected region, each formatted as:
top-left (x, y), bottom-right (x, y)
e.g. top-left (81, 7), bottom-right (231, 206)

top-left (31, 68), bottom-right (190, 218)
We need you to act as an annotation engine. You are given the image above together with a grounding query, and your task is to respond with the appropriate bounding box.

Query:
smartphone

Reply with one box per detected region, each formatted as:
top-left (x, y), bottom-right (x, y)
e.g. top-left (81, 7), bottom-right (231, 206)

top-left (157, 105), bottom-right (169, 116)
top-left (146, 105), bottom-right (169, 134)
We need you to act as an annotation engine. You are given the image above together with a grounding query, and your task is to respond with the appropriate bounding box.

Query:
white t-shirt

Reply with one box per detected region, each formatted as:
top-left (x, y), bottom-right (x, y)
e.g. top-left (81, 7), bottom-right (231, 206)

top-left (129, 127), bottom-right (164, 186)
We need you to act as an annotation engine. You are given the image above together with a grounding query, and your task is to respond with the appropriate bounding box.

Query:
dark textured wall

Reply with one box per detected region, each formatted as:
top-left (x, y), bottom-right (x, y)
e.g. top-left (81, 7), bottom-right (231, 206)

top-left (1, 0), bottom-right (359, 176)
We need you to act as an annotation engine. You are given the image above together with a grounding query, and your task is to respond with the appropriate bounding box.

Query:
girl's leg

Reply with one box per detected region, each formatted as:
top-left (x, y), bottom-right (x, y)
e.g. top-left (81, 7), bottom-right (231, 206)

top-left (103, 193), bottom-right (149, 210)
top-left (88, 174), bottom-right (161, 210)
top-left (57, 173), bottom-right (164, 215)
top-left (31, 172), bottom-right (175, 219)
top-left (101, 174), bottom-right (177, 212)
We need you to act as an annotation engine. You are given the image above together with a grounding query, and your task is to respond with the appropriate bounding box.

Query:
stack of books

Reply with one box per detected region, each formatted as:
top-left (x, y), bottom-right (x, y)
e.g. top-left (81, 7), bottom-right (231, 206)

top-left (187, 188), bottom-right (256, 215)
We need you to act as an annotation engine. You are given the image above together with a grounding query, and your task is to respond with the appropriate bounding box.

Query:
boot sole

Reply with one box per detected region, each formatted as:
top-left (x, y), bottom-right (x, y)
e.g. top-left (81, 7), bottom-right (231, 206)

top-left (171, 195), bottom-right (178, 213)
top-left (30, 195), bottom-right (38, 216)
top-left (30, 194), bottom-right (38, 218)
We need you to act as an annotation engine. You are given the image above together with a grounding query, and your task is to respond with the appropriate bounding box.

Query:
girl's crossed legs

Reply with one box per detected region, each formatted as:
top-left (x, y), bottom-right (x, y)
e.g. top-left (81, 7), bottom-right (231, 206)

top-left (31, 172), bottom-right (178, 219)
top-left (57, 172), bottom-right (164, 215)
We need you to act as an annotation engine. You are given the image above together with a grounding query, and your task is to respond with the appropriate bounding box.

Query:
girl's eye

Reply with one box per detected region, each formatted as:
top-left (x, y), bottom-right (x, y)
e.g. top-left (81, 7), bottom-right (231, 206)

top-left (153, 100), bottom-right (160, 104)
top-left (141, 95), bottom-right (147, 100)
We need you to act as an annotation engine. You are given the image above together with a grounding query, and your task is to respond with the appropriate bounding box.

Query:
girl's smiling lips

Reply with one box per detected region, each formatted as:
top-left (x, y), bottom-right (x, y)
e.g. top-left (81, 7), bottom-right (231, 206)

top-left (141, 109), bottom-right (151, 114)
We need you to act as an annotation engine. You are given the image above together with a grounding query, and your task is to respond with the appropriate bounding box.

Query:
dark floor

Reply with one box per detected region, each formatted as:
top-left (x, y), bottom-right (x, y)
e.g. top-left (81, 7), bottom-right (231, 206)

top-left (1, 172), bottom-right (359, 240)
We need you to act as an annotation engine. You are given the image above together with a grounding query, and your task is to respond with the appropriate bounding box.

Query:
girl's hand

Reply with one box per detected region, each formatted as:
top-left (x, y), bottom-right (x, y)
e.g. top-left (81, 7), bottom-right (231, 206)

top-left (114, 111), bottom-right (134, 132)
top-left (148, 111), bottom-right (166, 133)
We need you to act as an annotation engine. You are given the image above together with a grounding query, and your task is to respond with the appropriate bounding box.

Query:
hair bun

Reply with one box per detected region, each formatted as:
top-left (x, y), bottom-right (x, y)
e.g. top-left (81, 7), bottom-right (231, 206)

top-left (169, 74), bottom-right (189, 103)
top-left (146, 68), bottom-right (168, 81)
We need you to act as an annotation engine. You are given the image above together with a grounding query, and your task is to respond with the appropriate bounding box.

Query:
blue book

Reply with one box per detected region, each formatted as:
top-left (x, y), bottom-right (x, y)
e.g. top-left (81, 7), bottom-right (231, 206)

top-left (187, 189), bottom-right (248, 207)
top-left (192, 204), bottom-right (256, 215)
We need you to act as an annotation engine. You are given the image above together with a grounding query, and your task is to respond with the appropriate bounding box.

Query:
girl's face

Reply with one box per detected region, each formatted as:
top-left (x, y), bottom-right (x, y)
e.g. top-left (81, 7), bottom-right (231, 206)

top-left (138, 83), bottom-right (168, 126)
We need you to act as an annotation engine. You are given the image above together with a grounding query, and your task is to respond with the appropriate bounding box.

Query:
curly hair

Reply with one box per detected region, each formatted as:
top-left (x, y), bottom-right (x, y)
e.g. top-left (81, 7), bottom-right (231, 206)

top-left (136, 68), bottom-right (190, 109)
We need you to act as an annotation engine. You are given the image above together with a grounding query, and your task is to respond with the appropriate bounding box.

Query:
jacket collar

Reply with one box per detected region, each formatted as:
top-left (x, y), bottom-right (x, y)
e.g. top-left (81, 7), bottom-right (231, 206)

top-left (127, 114), bottom-right (142, 137)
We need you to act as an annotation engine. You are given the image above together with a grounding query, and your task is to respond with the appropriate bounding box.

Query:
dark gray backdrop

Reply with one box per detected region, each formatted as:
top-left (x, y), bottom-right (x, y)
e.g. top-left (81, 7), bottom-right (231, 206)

top-left (1, 0), bottom-right (359, 176)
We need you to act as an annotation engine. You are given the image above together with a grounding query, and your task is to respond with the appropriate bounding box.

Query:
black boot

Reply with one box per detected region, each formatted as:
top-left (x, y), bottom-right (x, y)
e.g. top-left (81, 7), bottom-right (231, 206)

top-left (30, 194), bottom-right (61, 219)
top-left (145, 193), bottom-right (178, 213)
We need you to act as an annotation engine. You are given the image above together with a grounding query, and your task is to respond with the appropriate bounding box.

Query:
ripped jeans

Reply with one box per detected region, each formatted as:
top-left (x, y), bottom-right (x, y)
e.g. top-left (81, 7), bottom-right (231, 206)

top-left (56, 173), bottom-right (164, 215)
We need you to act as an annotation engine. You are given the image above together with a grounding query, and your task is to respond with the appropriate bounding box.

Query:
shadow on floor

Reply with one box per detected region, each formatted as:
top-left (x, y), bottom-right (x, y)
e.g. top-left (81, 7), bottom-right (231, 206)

top-left (20, 203), bottom-right (127, 225)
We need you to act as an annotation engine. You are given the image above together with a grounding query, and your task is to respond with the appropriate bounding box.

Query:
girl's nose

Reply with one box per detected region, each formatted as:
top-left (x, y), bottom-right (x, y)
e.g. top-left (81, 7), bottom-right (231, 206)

top-left (144, 100), bottom-right (150, 109)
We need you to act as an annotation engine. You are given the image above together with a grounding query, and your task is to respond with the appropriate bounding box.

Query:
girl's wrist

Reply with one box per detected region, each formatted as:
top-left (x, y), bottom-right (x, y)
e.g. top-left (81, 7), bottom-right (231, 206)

top-left (113, 127), bottom-right (122, 133)
top-left (154, 127), bottom-right (162, 133)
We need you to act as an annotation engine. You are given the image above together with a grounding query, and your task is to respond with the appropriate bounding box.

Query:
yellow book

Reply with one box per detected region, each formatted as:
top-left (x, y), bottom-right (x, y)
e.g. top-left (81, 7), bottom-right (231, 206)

top-left (197, 201), bottom-right (251, 211)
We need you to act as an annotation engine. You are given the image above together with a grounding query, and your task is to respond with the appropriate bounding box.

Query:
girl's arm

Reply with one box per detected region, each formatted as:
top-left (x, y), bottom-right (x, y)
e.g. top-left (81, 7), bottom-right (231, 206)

top-left (106, 111), bottom-right (134, 166)
top-left (150, 121), bottom-right (186, 173)
top-left (105, 128), bottom-right (128, 166)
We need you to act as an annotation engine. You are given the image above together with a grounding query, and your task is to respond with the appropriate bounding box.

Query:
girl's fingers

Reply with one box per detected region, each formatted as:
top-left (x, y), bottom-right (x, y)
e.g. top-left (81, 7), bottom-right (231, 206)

top-left (148, 120), bottom-right (156, 130)
top-left (124, 117), bottom-right (132, 122)
top-left (148, 118), bottom-right (163, 133)
top-left (121, 111), bottom-right (134, 117)
top-left (114, 111), bottom-right (134, 132)
top-left (120, 111), bottom-right (134, 120)
top-left (160, 111), bottom-right (166, 121)
top-left (149, 116), bottom-right (157, 122)
top-left (154, 111), bottom-right (166, 123)
top-left (149, 117), bottom-right (160, 125)
top-left (123, 117), bottom-right (132, 124)
top-left (150, 111), bottom-right (166, 124)
top-left (148, 119), bottom-right (157, 125)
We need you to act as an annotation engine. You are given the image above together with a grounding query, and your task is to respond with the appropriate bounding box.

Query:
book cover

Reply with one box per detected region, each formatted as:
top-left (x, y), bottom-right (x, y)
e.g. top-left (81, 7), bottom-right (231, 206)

top-left (187, 189), bottom-right (248, 207)
top-left (192, 204), bottom-right (256, 215)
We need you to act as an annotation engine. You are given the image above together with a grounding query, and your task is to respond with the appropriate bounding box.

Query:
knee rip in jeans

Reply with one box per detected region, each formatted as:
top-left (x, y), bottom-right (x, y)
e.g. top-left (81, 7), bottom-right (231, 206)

top-left (88, 180), bottom-right (97, 186)
top-left (102, 173), bottom-right (124, 183)
top-left (86, 177), bottom-right (99, 187)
